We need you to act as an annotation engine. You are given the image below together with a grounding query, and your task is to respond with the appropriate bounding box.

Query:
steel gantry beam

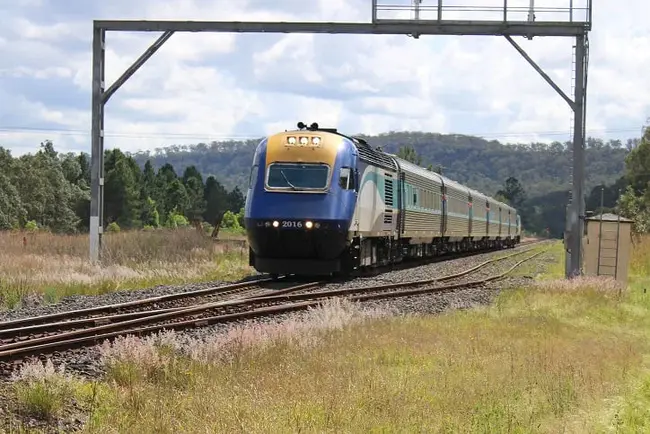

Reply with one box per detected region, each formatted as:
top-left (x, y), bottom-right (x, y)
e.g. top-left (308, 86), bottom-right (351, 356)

top-left (89, 1), bottom-right (591, 279)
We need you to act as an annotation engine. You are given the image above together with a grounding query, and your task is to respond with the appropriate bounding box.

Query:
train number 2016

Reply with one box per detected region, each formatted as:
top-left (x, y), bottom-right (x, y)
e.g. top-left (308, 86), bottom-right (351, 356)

top-left (281, 221), bottom-right (303, 228)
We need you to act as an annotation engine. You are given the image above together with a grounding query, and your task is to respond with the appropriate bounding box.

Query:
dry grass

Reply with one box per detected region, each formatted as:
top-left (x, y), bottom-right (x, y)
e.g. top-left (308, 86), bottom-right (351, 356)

top-left (0, 229), bottom-right (251, 308)
top-left (10, 360), bottom-right (77, 421)
top-left (70, 274), bottom-right (648, 433)
top-left (630, 234), bottom-right (650, 277)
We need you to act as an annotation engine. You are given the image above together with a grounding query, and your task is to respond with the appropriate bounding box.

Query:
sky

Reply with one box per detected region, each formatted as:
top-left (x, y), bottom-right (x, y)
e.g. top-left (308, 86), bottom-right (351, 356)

top-left (0, 0), bottom-right (649, 156)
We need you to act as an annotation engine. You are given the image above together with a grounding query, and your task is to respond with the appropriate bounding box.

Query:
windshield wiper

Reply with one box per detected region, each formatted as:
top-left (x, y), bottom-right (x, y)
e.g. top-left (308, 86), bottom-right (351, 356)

top-left (280, 170), bottom-right (298, 190)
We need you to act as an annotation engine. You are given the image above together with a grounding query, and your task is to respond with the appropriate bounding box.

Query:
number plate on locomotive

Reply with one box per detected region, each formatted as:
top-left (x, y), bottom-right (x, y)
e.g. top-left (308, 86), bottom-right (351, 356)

top-left (280, 220), bottom-right (304, 228)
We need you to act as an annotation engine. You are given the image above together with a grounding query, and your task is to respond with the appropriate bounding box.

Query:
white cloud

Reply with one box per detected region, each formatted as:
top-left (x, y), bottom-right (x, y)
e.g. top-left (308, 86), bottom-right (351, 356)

top-left (0, 0), bottom-right (648, 158)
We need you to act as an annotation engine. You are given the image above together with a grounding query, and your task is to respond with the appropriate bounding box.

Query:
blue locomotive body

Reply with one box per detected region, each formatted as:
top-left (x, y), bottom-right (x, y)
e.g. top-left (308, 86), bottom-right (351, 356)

top-left (244, 129), bottom-right (360, 275)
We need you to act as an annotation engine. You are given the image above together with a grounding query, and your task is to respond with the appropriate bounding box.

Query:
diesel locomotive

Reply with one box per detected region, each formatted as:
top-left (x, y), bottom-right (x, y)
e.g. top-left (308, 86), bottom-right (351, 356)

top-left (244, 123), bottom-right (521, 277)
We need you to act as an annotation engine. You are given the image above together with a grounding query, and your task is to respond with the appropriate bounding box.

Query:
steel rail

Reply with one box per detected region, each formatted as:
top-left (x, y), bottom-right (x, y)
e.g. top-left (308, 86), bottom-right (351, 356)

top-left (0, 280), bottom-right (325, 342)
top-left (0, 247), bottom-right (547, 361)
top-left (0, 276), bottom-right (282, 331)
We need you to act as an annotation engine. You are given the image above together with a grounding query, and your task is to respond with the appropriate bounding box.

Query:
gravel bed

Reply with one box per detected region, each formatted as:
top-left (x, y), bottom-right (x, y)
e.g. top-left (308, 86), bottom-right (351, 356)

top-left (0, 274), bottom-right (266, 323)
top-left (302, 244), bottom-right (543, 294)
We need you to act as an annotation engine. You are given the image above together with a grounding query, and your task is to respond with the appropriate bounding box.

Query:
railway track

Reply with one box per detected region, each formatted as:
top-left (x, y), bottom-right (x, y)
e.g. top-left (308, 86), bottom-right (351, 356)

top-left (0, 244), bottom-right (548, 367)
top-left (0, 240), bottom-right (543, 337)
top-left (0, 277), bottom-right (320, 333)
top-left (0, 279), bottom-right (323, 345)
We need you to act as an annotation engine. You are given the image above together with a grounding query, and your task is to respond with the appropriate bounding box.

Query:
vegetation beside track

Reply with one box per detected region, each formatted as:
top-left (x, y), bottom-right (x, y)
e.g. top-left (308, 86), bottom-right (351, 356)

top-left (0, 229), bottom-right (251, 309)
top-left (2, 238), bottom-right (648, 432)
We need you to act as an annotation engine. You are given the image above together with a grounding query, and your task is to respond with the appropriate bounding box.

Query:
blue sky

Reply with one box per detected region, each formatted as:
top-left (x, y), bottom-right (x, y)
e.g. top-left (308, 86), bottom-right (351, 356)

top-left (0, 0), bottom-right (648, 156)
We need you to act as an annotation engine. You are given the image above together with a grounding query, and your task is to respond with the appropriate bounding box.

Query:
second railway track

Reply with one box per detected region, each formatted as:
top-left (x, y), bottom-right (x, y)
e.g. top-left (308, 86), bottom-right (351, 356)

top-left (0, 244), bottom-right (548, 366)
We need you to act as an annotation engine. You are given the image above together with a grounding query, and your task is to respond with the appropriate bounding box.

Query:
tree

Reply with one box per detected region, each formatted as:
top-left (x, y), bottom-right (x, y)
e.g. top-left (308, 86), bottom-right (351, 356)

top-left (141, 160), bottom-right (157, 199)
top-left (227, 186), bottom-right (245, 213)
top-left (0, 171), bottom-right (25, 229)
top-left (616, 125), bottom-right (650, 233)
top-left (141, 196), bottom-right (160, 228)
top-left (182, 165), bottom-right (206, 222)
top-left (496, 177), bottom-right (526, 209)
top-left (203, 176), bottom-right (229, 224)
top-left (0, 148), bottom-right (26, 229)
top-left (154, 163), bottom-right (179, 217)
top-left (396, 145), bottom-right (422, 165)
top-left (13, 142), bottom-right (80, 232)
top-left (624, 125), bottom-right (650, 195)
top-left (617, 186), bottom-right (650, 233)
top-left (165, 178), bottom-right (190, 216)
top-left (585, 177), bottom-right (627, 214)
top-left (104, 149), bottom-right (142, 228)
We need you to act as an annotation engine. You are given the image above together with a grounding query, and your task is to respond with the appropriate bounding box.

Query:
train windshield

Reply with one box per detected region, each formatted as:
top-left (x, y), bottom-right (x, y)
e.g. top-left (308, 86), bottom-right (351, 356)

top-left (266, 163), bottom-right (330, 190)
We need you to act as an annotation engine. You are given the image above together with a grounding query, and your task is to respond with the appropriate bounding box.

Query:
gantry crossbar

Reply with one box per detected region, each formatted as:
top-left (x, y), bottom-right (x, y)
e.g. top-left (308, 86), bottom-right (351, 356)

top-left (94, 19), bottom-right (587, 36)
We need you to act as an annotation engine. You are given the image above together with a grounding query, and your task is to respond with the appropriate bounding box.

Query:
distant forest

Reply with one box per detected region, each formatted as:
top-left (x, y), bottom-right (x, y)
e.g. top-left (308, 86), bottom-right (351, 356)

top-left (0, 142), bottom-right (245, 234)
top-left (2, 128), bottom-right (649, 239)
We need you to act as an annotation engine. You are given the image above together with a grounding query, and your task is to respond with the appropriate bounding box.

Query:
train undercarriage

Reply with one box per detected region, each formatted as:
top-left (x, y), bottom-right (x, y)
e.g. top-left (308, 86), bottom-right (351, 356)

top-left (250, 234), bottom-right (521, 278)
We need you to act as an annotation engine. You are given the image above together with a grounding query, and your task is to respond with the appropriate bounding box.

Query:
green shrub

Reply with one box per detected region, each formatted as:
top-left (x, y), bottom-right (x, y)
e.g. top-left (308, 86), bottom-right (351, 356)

top-left (106, 222), bottom-right (121, 233)
top-left (24, 220), bottom-right (38, 232)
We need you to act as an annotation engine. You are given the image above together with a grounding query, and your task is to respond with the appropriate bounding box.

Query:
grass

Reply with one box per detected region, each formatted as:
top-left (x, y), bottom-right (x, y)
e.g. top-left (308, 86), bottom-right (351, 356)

top-left (10, 360), bottom-right (77, 421)
top-left (0, 228), bottom-right (252, 309)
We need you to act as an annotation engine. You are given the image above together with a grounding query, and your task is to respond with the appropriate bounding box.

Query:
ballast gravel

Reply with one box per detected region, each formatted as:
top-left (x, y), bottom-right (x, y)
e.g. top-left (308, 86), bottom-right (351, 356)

top-left (0, 273), bottom-right (265, 323)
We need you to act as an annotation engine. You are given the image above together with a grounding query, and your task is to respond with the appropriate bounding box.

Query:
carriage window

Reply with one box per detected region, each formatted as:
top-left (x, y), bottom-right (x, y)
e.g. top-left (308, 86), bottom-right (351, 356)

top-left (266, 163), bottom-right (330, 190)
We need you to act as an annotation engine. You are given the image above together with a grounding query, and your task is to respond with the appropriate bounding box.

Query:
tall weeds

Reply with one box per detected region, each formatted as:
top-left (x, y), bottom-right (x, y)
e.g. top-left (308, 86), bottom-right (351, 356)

top-left (0, 229), bottom-right (251, 308)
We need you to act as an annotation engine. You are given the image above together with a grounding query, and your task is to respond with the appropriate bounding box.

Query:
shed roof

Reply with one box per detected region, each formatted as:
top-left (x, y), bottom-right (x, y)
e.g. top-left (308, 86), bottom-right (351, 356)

top-left (585, 213), bottom-right (633, 223)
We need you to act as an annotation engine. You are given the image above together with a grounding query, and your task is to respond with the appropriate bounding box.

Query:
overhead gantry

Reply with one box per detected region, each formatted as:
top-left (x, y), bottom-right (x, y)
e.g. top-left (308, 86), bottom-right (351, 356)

top-left (89, 0), bottom-right (592, 278)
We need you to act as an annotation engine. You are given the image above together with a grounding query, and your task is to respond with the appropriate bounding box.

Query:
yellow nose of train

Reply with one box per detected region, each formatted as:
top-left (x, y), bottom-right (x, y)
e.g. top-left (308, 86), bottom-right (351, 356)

top-left (265, 131), bottom-right (343, 171)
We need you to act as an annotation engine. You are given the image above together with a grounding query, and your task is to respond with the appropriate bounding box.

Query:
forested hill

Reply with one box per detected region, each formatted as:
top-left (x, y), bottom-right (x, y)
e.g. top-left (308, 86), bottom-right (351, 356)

top-left (132, 132), bottom-right (631, 198)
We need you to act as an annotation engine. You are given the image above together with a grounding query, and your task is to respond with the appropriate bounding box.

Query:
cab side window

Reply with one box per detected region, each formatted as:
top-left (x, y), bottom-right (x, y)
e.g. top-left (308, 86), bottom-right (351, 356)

top-left (339, 167), bottom-right (356, 190)
top-left (248, 165), bottom-right (258, 189)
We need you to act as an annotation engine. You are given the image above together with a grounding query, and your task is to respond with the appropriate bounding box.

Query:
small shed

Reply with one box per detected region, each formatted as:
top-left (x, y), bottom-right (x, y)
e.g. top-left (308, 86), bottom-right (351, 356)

top-left (583, 213), bottom-right (633, 284)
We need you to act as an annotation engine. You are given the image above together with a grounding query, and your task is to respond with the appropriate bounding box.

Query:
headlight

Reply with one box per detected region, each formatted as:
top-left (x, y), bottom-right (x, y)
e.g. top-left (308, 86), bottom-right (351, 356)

top-left (305, 221), bottom-right (313, 229)
top-left (311, 137), bottom-right (321, 145)
top-left (287, 136), bottom-right (297, 145)
top-left (272, 221), bottom-right (279, 228)
top-left (299, 136), bottom-right (309, 145)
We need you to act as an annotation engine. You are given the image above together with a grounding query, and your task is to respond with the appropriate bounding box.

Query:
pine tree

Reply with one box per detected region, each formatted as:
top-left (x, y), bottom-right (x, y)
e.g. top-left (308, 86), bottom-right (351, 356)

top-left (182, 166), bottom-right (206, 222)
top-left (104, 149), bottom-right (142, 228)
top-left (204, 176), bottom-right (229, 225)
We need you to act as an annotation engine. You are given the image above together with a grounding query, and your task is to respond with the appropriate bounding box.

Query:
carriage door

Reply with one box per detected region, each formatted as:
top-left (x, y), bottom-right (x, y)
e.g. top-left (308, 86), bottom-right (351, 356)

top-left (383, 173), bottom-right (395, 232)
top-left (440, 184), bottom-right (447, 237)
top-left (468, 194), bottom-right (473, 238)
top-left (485, 200), bottom-right (490, 237)
top-left (498, 206), bottom-right (502, 237)
top-left (508, 210), bottom-right (512, 236)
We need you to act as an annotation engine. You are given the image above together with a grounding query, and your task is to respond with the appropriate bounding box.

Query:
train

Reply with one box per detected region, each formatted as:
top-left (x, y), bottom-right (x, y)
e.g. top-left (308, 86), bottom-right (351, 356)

top-left (244, 122), bottom-right (521, 277)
